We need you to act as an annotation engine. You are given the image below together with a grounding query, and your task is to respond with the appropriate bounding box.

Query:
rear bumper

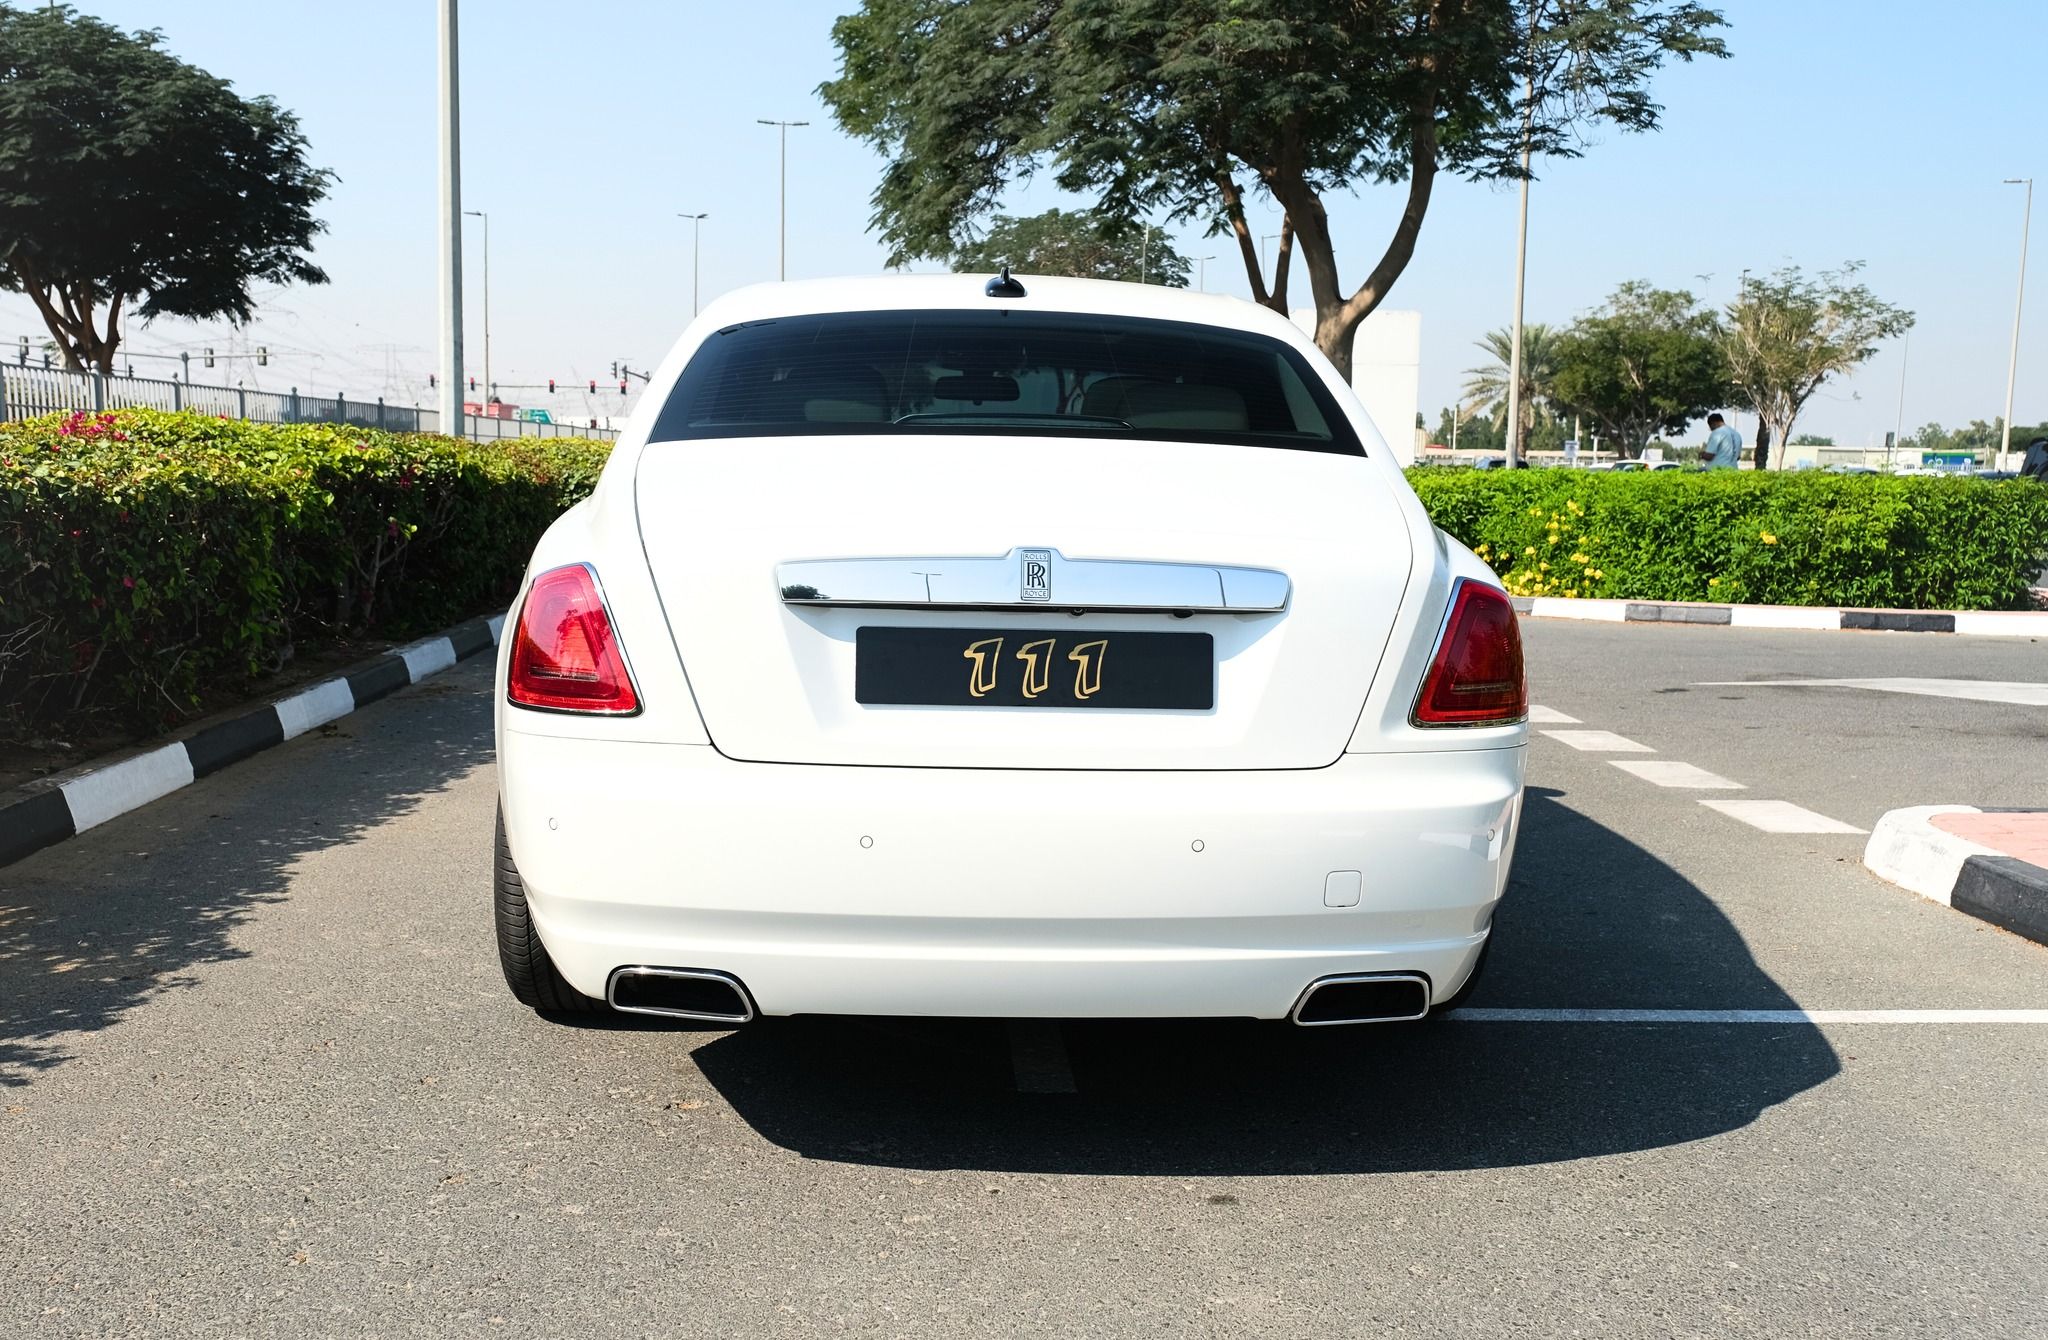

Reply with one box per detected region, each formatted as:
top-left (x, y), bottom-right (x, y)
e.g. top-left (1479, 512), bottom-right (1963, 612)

top-left (499, 732), bottom-right (1524, 1019)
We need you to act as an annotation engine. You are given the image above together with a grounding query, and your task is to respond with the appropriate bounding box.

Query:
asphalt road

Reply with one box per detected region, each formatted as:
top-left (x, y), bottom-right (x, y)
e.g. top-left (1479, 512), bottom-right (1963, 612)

top-left (3, 624), bottom-right (2045, 1338)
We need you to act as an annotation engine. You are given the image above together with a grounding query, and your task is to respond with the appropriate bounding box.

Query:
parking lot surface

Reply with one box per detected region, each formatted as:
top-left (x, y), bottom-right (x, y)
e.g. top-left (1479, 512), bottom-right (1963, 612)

top-left (3, 624), bottom-right (2045, 1337)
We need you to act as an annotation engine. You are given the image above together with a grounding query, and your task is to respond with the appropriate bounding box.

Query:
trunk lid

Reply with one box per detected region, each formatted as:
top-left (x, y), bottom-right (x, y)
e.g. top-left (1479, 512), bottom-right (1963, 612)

top-left (634, 437), bottom-right (1416, 769)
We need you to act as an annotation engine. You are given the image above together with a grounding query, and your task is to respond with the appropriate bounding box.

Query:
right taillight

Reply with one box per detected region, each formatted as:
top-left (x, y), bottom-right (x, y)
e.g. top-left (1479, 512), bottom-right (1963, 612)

top-left (506, 564), bottom-right (641, 715)
top-left (1411, 578), bottom-right (1526, 727)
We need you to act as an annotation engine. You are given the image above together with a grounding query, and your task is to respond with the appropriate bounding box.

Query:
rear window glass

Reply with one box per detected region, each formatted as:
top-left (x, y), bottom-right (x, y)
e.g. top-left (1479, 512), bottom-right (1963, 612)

top-left (647, 309), bottom-right (1363, 455)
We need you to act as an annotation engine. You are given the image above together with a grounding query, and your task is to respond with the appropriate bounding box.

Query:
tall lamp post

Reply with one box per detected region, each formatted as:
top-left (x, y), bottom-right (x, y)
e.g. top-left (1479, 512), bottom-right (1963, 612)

top-left (436, 0), bottom-right (463, 432)
top-left (1195, 254), bottom-right (1215, 292)
top-left (2000, 178), bottom-right (2033, 466)
top-left (678, 212), bottom-right (708, 316)
top-left (463, 209), bottom-right (489, 403)
top-left (757, 119), bottom-right (808, 281)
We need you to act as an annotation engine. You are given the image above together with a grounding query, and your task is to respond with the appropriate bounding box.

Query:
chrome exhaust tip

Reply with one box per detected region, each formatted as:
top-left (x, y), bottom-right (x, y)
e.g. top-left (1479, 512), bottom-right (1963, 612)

top-left (606, 966), bottom-right (756, 1023)
top-left (1289, 972), bottom-right (1432, 1026)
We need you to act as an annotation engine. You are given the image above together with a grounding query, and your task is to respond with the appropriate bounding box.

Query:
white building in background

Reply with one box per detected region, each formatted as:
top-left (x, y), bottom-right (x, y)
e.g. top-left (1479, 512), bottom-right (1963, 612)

top-left (1292, 307), bottom-right (1423, 465)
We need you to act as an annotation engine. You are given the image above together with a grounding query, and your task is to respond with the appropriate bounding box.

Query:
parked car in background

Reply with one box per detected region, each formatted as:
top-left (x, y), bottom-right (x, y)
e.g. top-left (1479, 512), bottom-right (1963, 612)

top-left (492, 274), bottom-right (1527, 1031)
top-left (1471, 454), bottom-right (1532, 469)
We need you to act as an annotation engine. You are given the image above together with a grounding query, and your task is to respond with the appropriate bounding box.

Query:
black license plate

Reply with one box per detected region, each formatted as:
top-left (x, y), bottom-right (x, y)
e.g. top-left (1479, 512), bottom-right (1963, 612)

top-left (855, 627), bottom-right (1213, 709)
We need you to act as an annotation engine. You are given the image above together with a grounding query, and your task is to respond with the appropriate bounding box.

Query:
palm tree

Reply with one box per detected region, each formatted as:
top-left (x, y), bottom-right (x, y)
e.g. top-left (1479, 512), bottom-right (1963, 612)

top-left (1462, 324), bottom-right (1560, 456)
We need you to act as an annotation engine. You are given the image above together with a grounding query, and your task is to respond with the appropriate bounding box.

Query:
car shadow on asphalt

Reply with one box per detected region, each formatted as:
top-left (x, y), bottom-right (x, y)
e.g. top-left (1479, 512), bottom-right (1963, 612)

top-left (0, 674), bottom-right (496, 1088)
top-left (684, 785), bottom-right (1842, 1175)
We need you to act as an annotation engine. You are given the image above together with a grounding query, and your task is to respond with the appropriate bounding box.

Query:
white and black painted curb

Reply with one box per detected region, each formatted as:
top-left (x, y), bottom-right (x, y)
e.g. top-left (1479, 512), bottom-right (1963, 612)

top-left (1509, 596), bottom-right (2047, 636)
top-left (1863, 805), bottom-right (2048, 947)
top-left (0, 613), bottom-right (505, 869)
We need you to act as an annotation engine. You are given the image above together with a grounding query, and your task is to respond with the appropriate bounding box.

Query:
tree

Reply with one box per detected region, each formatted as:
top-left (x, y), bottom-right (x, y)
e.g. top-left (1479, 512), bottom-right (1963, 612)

top-left (1550, 281), bottom-right (1728, 457)
top-left (0, 5), bottom-right (331, 373)
top-left (1463, 323), bottom-right (1561, 455)
top-left (1788, 433), bottom-right (1833, 446)
top-left (950, 209), bottom-right (1189, 285)
top-left (822, 1), bottom-right (1728, 379)
top-left (1723, 264), bottom-right (1914, 470)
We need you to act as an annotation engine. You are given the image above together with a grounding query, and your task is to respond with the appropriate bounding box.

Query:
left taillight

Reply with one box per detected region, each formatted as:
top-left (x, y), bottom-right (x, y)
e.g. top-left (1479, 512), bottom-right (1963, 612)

top-left (506, 564), bottom-right (641, 715)
top-left (1411, 578), bottom-right (1526, 727)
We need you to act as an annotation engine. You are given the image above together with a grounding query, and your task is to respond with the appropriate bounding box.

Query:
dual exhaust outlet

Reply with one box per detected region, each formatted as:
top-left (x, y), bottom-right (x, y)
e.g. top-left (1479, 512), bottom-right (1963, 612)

top-left (605, 966), bottom-right (1431, 1027)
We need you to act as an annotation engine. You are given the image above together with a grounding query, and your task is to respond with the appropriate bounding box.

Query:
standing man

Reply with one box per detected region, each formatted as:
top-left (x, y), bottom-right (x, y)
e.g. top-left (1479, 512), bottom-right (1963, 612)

top-left (1703, 413), bottom-right (1743, 469)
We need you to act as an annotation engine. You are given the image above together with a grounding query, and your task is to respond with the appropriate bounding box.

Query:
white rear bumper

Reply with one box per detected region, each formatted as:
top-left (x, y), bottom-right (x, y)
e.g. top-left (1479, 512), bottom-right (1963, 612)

top-left (499, 731), bottom-right (1524, 1019)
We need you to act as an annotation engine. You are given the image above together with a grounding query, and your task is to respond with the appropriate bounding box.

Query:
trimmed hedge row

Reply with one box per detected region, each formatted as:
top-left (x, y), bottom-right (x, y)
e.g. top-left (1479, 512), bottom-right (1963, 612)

top-left (2, 409), bottom-right (612, 733)
top-left (1409, 468), bottom-right (2048, 610)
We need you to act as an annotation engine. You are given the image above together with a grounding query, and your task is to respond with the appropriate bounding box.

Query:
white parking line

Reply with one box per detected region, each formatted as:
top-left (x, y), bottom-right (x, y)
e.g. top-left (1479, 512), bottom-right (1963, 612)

top-left (1449, 1008), bottom-right (2048, 1024)
top-left (1699, 799), bottom-right (1866, 835)
top-left (1007, 1021), bottom-right (1077, 1093)
top-left (1610, 760), bottom-right (1745, 790)
top-left (1539, 729), bottom-right (1652, 753)
top-left (1527, 705), bottom-right (1580, 724)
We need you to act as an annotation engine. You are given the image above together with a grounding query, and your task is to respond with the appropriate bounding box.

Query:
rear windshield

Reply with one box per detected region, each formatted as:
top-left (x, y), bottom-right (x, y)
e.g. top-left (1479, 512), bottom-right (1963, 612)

top-left (647, 309), bottom-right (1363, 455)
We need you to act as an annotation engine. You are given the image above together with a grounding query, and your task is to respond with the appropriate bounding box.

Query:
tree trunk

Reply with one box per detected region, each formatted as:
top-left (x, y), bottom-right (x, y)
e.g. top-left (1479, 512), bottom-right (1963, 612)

top-left (1269, 99), bottom-right (1438, 385)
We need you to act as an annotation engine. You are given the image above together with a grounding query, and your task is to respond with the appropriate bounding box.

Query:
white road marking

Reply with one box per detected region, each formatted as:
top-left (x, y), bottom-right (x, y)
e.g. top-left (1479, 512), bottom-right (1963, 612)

top-left (397, 636), bottom-right (458, 682)
top-left (1699, 799), bottom-right (1866, 835)
top-left (1540, 729), bottom-right (1652, 753)
top-left (1728, 605), bottom-right (1843, 630)
top-left (1527, 705), bottom-right (1580, 724)
top-left (60, 743), bottom-right (195, 833)
top-left (275, 678), bottom-right (355, 740)
top-left (1007, 1021), bottom-right (1076, 1094)
top-left (1448, 1008), bottom-right (2048, 1024)
top-left (1610, 760), bottom-right (1745, 789)
top-left (1697, 677), bottom-right (2048, 707)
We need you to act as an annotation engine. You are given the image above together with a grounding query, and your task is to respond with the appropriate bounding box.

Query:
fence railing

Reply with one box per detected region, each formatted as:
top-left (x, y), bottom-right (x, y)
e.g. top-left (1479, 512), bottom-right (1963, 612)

top-left (0, 364), bottom-right (619, 442)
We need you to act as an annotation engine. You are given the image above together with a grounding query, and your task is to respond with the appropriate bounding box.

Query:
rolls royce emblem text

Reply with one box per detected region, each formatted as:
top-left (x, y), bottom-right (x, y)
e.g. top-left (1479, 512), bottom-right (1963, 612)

top-left (1020, 549), bottom-right (1053, 602)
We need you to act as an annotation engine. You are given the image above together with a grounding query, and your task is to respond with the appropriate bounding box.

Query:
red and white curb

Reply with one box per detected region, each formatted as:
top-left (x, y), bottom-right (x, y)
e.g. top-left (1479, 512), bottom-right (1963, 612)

top-left (1510, 596), bottom-right (2047, 636)
top-left (1863, 806), bottom-right (2048, 947)
top-left (0, 614), bottom-right (505, 869)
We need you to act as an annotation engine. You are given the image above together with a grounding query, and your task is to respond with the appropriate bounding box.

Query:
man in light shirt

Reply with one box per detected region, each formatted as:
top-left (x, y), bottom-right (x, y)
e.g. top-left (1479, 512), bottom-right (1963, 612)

top-left (1702, 413), bottom-right (1743, 469)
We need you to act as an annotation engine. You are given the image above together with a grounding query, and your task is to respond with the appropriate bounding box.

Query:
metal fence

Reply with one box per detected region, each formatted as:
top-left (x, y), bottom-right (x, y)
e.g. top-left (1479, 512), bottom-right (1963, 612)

top-left (0, 364), bottom-right (618, 442)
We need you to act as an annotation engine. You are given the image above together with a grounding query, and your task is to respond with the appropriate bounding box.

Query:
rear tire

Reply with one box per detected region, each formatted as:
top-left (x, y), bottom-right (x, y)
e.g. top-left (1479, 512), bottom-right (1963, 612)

top-left (495, 807), bottom-right (605, 1015)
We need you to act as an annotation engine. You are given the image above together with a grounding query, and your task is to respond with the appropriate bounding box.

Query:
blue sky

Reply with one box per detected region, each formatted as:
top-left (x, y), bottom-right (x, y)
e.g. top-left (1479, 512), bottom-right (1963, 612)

top-left (6, 1), bottom-right (2045, 444)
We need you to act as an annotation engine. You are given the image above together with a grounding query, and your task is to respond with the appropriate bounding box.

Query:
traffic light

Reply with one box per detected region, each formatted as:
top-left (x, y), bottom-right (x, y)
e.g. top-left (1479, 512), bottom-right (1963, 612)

top-left (588, 380), bottom-right (596, 394)
top-left (204, 348), bottom-right (215, 368)
top-left (468, 376), bottom-right (476, 391)
top-left (257, 346), bottom-right (268, 367)
top-left (610, 360), bottom-right (618, 379)
top-left (548, 379), bottom-right (555, 394)
top-left (428, 373), bottom-right (437, 388)
top-left (619, 380), bottom-right (627, 395)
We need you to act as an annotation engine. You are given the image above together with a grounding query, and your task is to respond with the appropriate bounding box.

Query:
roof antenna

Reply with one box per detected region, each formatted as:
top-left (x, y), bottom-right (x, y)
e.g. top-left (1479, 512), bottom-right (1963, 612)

top-left (985, 265), bottom-right (1027, 299)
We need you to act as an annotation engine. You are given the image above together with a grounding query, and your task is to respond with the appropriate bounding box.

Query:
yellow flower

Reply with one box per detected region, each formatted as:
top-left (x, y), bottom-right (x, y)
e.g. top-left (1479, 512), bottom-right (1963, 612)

top-left (1571, 552), bottom-right (1589, 564)
top-left (1708, 577), bottom-right (1720, 587)
top-left (1760, 532), bottom-right (1778, 545)
top-left (1539, 562), bottom-right (1550, 572)
top-left (1528, 507), bottom-right (1543, 517)
top-left (1524, 546), bottom-right (1537, 555)
top-left (1589, 568), bottom-right (1603, 579)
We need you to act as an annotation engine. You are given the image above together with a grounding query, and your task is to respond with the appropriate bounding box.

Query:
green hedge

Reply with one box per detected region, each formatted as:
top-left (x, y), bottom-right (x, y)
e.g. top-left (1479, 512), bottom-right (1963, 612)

top-left (1407, 468), bottom-right (2048, 610)
top-left (1, 409), bottom-right (612, 733)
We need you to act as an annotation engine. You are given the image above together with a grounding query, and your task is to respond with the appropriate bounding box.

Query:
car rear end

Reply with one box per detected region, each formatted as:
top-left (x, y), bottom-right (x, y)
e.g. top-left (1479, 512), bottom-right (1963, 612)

top-left (494, 277), bottom-right (1525, 1024)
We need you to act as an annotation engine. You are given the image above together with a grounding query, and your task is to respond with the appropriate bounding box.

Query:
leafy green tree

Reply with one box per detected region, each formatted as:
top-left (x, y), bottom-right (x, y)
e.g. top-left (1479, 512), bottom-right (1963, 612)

top-left (1788, 433), bottom-right (1833, 446)
top-left (0, 5), bottom-right (331, 373)
top-left (1550, 281), bottom-right (1728, 458)
top-left (822, 1), bottom-right (1728, 378)
top-left (1463, 324), bottom-right (1561, 455)
top-left (950, 209), bottom-right (1189, 285)
top-left (1723, 264), bottom-right (1913, 470)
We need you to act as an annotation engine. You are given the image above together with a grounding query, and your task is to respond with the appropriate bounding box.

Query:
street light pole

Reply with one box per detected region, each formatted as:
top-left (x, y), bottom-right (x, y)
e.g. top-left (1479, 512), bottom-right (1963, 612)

top-left (2000, 178), bottom-right (2032, 466)
top-left (463, 209), bottom-right (489, 402)
top-left (436, 0), bottom-right (463, 433)
top-left (1503, 66), bottom-right (1535, 470)
top-left (678, 212), bottom-right (708, 316)
top-left (1196, 255), bottom-right (1215, 292)
top-left (757, 119), bottom-right (808, 281)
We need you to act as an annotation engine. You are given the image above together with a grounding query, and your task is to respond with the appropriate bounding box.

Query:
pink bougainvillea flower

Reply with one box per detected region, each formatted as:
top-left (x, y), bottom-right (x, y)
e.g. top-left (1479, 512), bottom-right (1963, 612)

top-left (122, 576), bottom-right (135, 589)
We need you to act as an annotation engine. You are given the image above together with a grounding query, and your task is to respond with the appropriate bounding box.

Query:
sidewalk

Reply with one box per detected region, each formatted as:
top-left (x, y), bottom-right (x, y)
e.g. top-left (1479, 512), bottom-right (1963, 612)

top-left (1865, 807), bottom-right (2048, 948)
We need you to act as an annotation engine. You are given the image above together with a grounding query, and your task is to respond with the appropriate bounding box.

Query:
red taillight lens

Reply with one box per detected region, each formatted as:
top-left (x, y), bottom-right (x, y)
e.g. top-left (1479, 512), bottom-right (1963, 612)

top-left (507, 564), bottom-right (640, 714)
top-left (1412, 579), bottom-right (1526, 727)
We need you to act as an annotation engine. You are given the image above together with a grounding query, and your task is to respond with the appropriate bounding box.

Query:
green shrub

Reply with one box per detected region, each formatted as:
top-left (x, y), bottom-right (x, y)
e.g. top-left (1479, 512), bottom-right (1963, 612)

top-left (1407, 469), bottom-right (2048, 610)
top-left (1, 409), bottom-right (612, 732)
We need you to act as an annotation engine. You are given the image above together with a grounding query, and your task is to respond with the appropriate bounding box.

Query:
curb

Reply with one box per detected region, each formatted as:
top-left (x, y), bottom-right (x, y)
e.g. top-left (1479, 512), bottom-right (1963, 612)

top-left (1509, 596), bottom-right (2047, 636)
top-left (1863, 806), bottom-right (2048, 947)
top-left (0, 613), bottom-right (505, 870)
